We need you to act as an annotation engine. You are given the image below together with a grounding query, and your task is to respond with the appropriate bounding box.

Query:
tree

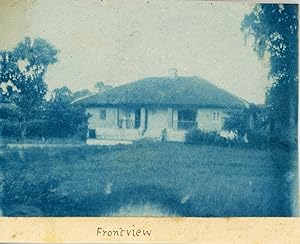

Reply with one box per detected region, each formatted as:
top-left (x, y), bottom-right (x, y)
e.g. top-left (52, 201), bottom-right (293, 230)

top-left (94, 81), bottom-right (112, 93)
top-left (72, 89), bottom-right (91, 100)
top-left (51, 86), bottom-right (73, 103)
top-left (0, 51), bottom-right (20, 96)
top-left (0, 37), bottom-right (58, 140)
top-left (223, 109), bottom-right (251, 140)
top-left (45, 86), bottom-right (89, 140)
top-left (94, 81), bottom-right (105, 92)
top-left (241, 4), bottom-right (298, 141)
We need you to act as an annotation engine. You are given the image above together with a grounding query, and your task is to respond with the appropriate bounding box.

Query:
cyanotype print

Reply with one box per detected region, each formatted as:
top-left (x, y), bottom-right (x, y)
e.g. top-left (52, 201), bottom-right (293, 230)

top-left (0, 1), bottom-right (298, 217)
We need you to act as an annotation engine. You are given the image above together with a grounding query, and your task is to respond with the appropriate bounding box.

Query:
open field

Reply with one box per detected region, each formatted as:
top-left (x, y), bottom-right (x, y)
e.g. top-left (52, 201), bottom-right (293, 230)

top-left (0, 142), bottom-right (298, 216)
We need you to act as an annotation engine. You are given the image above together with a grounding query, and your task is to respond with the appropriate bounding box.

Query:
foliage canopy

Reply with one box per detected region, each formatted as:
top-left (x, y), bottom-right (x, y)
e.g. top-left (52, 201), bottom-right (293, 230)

top-left (241, 4), bottom-right (298, 126)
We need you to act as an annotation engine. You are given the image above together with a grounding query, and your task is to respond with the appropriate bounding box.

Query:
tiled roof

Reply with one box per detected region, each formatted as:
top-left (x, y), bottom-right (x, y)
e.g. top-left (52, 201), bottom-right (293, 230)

top-left (75, 76), bottom-right (248, 108)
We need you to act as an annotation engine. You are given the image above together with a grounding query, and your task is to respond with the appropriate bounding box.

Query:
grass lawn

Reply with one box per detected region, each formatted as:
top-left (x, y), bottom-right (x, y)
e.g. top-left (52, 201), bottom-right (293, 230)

top-left (0, 142), bottom-right (298, 217)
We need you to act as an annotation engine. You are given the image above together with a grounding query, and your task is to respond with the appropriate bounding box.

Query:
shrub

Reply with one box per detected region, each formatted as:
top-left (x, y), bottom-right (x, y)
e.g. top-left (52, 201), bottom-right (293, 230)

top-left (1, 106), bottom-right (89, 141)
top-left (73, 121), bottom-right (89, 141)
top-left (185, 128), bottom-right (204, 145)
top-left (185, 128), bottom-right (256, 148)
top-left (2, 120), bottom-right (21, 138)
top-left (185, 128), bottom-right (274, 149)
top-left (246, 130), bottom-right (270, 149)
top-left (185, 128), bottom-right (229, 146)
top-left (223, 110), bottom-right (250, 140)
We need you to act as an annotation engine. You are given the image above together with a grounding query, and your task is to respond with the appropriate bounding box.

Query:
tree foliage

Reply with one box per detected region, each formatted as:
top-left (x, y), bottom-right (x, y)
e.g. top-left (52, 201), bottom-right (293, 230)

top-left (241, 4), bottom-right (298, 127)
top-left (51, 86), bottom-right (73, 103)
top-left (223, 109), bottom-right (251, 139)
top-left (1, 37), bottom-right (58, 114)
top-left (45, 87), bottom-right (89, 140)
top-left (0, 37), bottom-right (58, 140)
top-left (0, 37), bottom-right (92, 141)
top-left (94, 81), bottom-right (113, 93)
top-left (72, 89), bottom-right (91, 100)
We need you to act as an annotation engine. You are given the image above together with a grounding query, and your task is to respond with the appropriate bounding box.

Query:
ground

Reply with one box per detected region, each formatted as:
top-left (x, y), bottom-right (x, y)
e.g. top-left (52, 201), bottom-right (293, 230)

top-left (0, 142), bottom-right (298, 217)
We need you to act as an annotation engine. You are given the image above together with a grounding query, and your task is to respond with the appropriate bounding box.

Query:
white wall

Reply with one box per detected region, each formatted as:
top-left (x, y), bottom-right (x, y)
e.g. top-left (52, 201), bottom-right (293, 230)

top-left (197, 108), bottom-right (228, 132)
top-left (87, 107), bottom-right (118, 129)
top-left (145, 107), bottom-right (229, 138)
top-left (146, 107), bottom-right (169, 137)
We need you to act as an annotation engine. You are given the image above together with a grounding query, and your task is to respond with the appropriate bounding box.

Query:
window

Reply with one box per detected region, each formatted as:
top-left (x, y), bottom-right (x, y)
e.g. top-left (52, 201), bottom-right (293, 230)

top-left (100, 109), bottom-right (106, 120)
top-left (178, 109), bottom-right (197, 130)
top-left (213, 112), bottom-right (220, 121)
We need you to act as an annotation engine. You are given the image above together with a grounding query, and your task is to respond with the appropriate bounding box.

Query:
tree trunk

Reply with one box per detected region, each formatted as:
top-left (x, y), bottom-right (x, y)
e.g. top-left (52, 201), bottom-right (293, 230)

top-left (0, 121), bottom-right (3, 147)
top-left (20, 120), bottom-right (27, 142)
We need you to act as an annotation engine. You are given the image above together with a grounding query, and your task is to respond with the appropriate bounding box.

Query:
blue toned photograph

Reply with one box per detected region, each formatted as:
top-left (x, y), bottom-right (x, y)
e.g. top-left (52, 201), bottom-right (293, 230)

top-left (0, 1), bottom-right (298, 217)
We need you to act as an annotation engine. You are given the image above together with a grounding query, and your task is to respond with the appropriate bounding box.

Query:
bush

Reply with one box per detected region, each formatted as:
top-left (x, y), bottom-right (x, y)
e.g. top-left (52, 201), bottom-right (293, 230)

top-left (185, 128), bottom-right (273, 149)
top-left (2, 120), bottom-right (21, 138)
top-left (185, 129), bottom-right (230, 146)
top-left (223, 109), bottom-right (250, 140)
top-left (73, 122), bottom-right (89, 141)
top-left (1, 119), bottom-right (88, 141)
top-left (246, 130), bottom-right (270, 149)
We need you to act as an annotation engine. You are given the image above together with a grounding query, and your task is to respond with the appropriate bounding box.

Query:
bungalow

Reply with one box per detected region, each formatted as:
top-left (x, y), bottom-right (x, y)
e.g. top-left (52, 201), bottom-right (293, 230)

top-left (76, 70), bottom-right (250, 142)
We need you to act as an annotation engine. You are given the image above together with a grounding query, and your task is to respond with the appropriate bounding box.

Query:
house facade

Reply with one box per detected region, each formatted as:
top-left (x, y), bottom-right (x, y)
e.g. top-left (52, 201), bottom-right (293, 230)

top-left (76, 73), bottom-right (249, 142)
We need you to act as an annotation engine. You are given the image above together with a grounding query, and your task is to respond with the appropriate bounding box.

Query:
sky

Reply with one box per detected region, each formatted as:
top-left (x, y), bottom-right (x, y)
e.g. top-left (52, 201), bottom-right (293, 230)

top-left (0, 0), bottom-right (271, 104)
